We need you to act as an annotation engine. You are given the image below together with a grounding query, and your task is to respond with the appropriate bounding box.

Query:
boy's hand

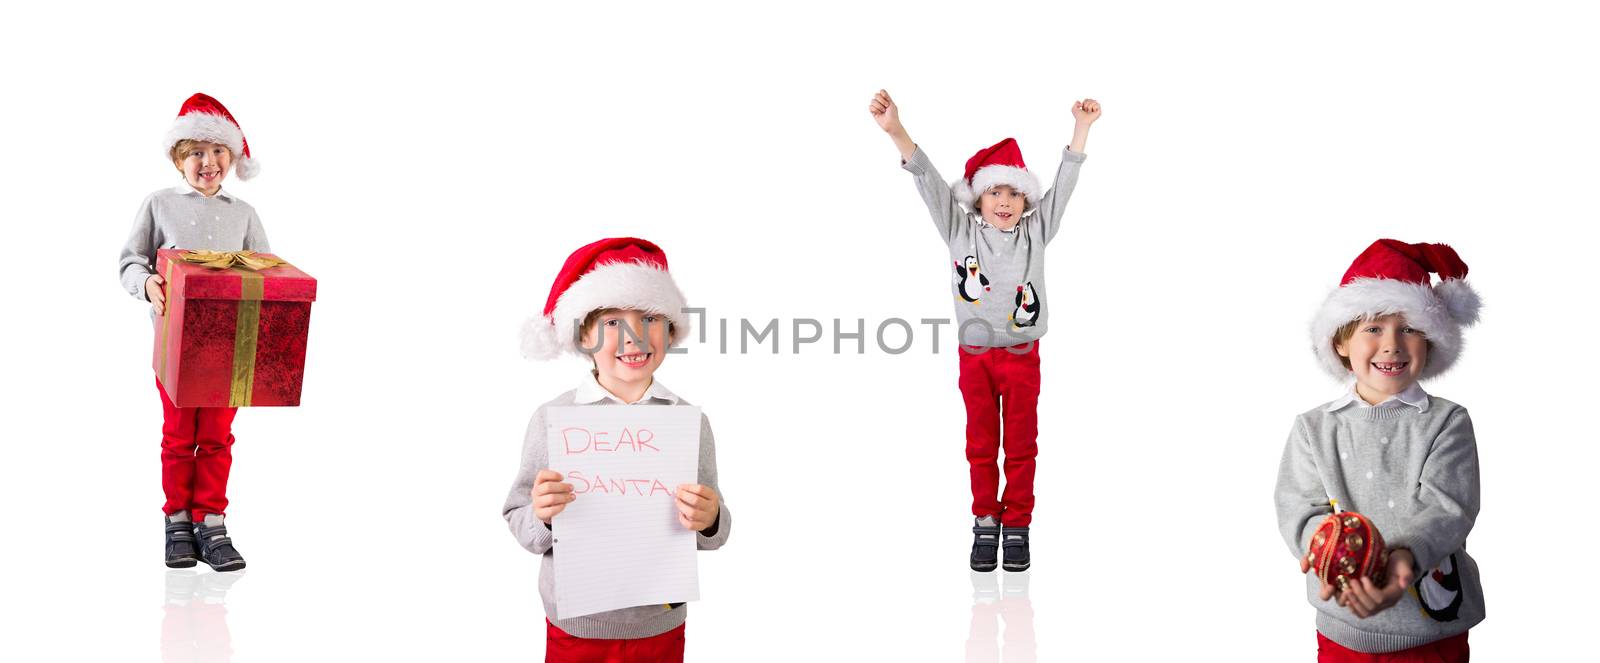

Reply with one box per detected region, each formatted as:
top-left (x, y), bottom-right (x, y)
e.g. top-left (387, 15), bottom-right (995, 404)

top-left (532, 469), bottom-right (575, 524)
top-left (1069, 99), bottom-right (1101, 152)
top-left (1299, 552), bottom-right (1339, 602)
top-left (1339, 549), bottom-right (1417, 619)
top-left (145, 274), bottom-right (167, 316)
top-left (1072, 98), bottom-right (1102, 125)
top-left (869, 89), bottom-right (903, 134)
top-left (676, 484), bottom-right (720, 532)
top-left (870, 89), bottom-right (917, 161)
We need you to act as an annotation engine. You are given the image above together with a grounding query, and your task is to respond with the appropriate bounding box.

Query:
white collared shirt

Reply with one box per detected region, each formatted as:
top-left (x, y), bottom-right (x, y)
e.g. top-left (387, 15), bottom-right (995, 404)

top-left (172, 183), bottom-right (236, 201)
top-left (573, 372), bottom-right (681, 405)
top-left (975, 215), bottom-right (1020, 234)
top-left (1324, 382), bottom-right (1431, 413)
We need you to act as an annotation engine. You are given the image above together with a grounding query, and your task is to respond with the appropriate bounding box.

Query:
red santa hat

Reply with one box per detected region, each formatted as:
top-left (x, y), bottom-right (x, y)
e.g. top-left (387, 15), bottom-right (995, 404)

top-left (164, 93), bottom-right (259, 180)
top-left (1311, 239), bottom-right (1482, 380)
top-left (950, 138), bottom-right (1043, 213)
top-left (521, 237), bottom-right (691, 360)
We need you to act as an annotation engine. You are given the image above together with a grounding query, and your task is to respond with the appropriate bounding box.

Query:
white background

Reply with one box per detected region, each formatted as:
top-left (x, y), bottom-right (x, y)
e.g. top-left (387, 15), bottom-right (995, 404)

top-left (3, 1), bottom-right (1596, 660)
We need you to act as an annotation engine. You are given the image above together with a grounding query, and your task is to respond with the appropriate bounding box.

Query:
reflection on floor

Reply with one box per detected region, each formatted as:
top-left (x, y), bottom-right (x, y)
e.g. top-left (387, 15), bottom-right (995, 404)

top-left (162, 571), bottom-right (243, 663)
top-left (967, 571), bottom-right (1035, 663)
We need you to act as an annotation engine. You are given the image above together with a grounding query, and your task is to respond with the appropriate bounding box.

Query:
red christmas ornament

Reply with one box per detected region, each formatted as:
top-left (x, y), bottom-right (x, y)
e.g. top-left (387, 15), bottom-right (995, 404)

top-left (1306, 504), bottom-right (1389, 593)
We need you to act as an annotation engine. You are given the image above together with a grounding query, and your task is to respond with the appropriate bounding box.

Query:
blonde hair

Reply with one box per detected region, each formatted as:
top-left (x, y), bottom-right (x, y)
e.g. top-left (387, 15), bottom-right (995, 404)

top-left (1331, 319), bottom-right (1363, 371)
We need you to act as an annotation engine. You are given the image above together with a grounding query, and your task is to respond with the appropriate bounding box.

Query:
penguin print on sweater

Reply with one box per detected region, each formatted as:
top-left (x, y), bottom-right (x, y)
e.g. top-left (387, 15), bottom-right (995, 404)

top-left (955, 255), bottom-right (991, 304)
top-left (1010, 282), bottom-right (1040, 328)
top-left (1414, 553), bottom-right (1465, 622)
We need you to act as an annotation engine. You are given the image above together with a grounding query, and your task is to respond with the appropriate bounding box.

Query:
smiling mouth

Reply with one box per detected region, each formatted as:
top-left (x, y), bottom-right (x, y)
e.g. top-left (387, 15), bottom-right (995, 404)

top-left (1371, 361), bottom-right (1408, 376)
top-left (995, 212), bottom-right (1013, 220)
top-left (616, 352), bottom-right (651, 367)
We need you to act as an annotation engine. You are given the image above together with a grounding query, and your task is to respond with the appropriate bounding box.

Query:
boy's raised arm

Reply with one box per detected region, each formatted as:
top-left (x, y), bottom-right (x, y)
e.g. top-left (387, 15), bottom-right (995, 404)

top-left (872, 89), bottom-right (964, 242)
top-left (1069, 98), bottom-right (1100, 154)
top-left (869, 89), bottom-right (917, 162)
top-left (1035, 99), bottom-right (1100, 244)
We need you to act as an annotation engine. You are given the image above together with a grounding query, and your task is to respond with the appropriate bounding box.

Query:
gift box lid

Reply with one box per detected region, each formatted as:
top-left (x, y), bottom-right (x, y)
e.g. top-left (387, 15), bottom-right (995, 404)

top-left (157, 249), bottom-right (317, 302)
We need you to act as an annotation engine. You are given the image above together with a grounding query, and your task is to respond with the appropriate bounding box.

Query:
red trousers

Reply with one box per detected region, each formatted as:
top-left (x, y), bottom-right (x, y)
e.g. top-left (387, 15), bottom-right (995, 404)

top-left (1317, 632), bottom-right (1468, 662)
top-left (958, 341), bottom-right (1041, 527)
top-left (157, 378), bottom-right (238, 520)
top-left (546, 621), bottom-right (685, 663)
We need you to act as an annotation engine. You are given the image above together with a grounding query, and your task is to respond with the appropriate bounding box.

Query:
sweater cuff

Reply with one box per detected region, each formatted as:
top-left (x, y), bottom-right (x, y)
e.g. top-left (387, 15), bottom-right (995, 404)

top-left (901, 145), bottom-right (932, 175)
top-left (1385, 537), bottom-right (1432, 576)
top-left (696, 504), bottom-right (731, 550)
top-left (507, 504), bottom-right (555, 554)
top-left (529, 518), bottom-right (555, 552)
top-left (698, 512), bottom-right (721, 538)
top-left (127, 268), bottom-right (153, 302)
top-left (1062, 146), bottom-right (1087, 163)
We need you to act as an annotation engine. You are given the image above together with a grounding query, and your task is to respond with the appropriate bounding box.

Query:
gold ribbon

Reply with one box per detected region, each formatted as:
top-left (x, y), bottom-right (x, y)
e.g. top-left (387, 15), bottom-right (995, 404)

top-left (181, 250), bottom-right (286, 271)
top-left (229, 270), bottom-right (266, 407)
top-left (182, 250), bottom-right (280, 406)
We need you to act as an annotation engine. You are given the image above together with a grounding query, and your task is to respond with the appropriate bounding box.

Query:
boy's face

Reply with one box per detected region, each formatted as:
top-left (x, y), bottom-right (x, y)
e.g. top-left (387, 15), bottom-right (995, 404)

top-left (580, 309), bottom-right (670, 389)
top-left (1335, 314), bottom-right (1429, 404)
top-left (174, 141), bottom-right (232, 195)
top-left (978, 185), bottom-right (1026, 230)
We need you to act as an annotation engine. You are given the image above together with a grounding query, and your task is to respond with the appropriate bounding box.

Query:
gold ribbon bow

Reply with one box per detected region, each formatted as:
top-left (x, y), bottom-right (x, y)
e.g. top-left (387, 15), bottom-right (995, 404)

top-left (180, 250), bottom-right (286, 271)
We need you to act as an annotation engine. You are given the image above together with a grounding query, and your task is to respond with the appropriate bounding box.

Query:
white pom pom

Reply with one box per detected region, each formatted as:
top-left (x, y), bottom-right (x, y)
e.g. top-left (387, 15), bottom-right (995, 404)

top-left (1434, 279), bottom-right (1481, 327)
top-left (520, 317), bottom-right (564, 360)
top-left (950, 178), bottom-right (975, 211)
top-left (234, 157), bottom-right (260, 181)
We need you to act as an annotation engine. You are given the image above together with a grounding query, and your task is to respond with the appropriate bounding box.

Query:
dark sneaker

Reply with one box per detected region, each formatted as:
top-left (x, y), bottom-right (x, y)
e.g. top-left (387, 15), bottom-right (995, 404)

top-left (971, 516), bottom-right (1000, 572)
top-left (1001, 526), bottom-right (1030, 572)
top-left (164, 514), bottom-right (198, 568)
top-left (193, 515), bottom-right (246, 572)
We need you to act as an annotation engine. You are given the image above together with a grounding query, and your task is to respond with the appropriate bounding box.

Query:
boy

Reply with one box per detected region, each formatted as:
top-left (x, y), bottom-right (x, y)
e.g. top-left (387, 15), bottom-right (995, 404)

top-left (118, 93), bottom-right (267, 572)
top-left (1275, 239), bottom-right (1485, 661)
top-left (505, 237), bottom-right (731, 662)
top-left (869, 89), bottom-right (1100, 572)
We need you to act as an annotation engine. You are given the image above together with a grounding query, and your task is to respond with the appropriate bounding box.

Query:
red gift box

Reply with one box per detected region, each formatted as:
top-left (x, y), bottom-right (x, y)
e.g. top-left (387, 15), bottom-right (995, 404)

top-left (1307, 509), bottom-right (1389, 593)
top-left (153, 249), bottom-right (317, 407)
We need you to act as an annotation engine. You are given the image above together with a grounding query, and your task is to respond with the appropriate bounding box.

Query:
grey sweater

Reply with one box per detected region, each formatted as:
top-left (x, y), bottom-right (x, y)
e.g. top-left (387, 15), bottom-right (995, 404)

top-left (1274, 396), bottom-right (1485, 653)
top-left (117, 186), bottom-right (271, 301)
top-left (501, 387), bottom-right (731, 639)
top-left (901, 146), bottom-right (1085, 347)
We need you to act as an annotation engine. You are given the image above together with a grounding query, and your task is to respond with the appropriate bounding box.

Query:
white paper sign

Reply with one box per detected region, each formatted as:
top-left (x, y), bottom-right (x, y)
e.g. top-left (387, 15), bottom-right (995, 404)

top-left (546, 405), bottom-right (702, 619)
